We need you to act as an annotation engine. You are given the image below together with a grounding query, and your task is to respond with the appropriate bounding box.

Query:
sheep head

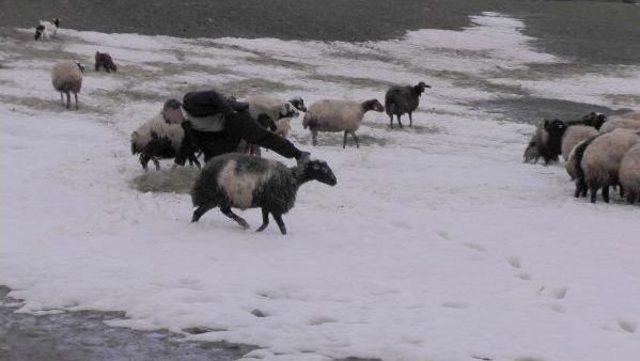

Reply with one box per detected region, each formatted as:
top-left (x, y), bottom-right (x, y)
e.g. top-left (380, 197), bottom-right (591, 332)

top-left (279, 102), bottom-right (299, 119)
top-left (34, 25), bottom-right (45, 40)
top-left (414, 81), bottom-right (431, 95)
top-left (299, 159), bottom-right (337, 186)
top-left (362, 99), bottom-right (384, 113)
top-left (289, 97), bottom-right (307, 112)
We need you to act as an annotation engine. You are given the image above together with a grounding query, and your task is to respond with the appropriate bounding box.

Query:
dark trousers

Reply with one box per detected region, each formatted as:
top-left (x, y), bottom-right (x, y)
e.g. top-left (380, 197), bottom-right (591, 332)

top-left (191, 112), bottom-right (301, 162)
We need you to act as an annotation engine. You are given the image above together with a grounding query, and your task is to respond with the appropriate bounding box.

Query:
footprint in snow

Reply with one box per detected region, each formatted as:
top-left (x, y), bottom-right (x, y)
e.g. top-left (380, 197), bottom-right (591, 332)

top-left (618, 319), bottom-right (637, 333)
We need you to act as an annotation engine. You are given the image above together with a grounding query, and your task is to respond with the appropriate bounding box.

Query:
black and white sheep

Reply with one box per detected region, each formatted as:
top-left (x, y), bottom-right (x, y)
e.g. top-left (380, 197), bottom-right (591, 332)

top-left (303, 99), bottom-right (384, 148)
top-left (95, 51), bottom-right (118, 73)
top-left (51, 60), bottom-right (84, 110)
top-left (246, 95), bottom-right (305, 135)
top-left (581, 128), bottom-right (640, 203)
top-left (34, 18), bottom-right (59, 40)
top-left (384, 81), bottom-right (431, 128)
top-left (619, 143), bottom-right (640, 204)
top-left (191, 154), bottom-right (337, 235)
top-left (131, 99), bottom-right (200, 170)
top-left (523, 113), bottom-right (606, 165)
top-left (523, 119), bottom-right (568, 165)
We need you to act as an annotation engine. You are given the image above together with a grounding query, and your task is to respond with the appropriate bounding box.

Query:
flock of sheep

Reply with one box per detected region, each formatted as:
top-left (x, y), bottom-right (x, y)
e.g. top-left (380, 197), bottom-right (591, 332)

top-left (36, 18), bottom-right (639, 234)
top-left (524, 111), bottom-right (640, 204)
top-left (39, 19), bottom-right (432, 234)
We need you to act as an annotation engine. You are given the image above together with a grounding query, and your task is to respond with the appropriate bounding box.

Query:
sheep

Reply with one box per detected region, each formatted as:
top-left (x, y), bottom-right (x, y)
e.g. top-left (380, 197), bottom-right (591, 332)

top-left (384, 81), bottom-right (431, 128)
top-left (581, 128), bottom-right (640, 203)
top-left (565, 136), bottom-right (599, 198)
top-left (523, 119), bottom-right (568, 165)
top-left (619, 143), bottom-right (640, 203)
top-left (303, 99), bottom-right (385, 148)
top-left (95, 51), bottom-right (118, 73)
top-left (246, 95), bottom-right (304, 134)
top-left (191, 153), bottom-right (337, 235)
top-left (599, 115), bottom-right (640, 133)
top-left (51, 60), bottom-right (84, 110)
top-left (561, 125), bottom-right (598, 161)
top-left (523, 113), bottom-right (605, 164)
top-left (34, 18), bottom-right (59, 40)
top-left (131, 99), bottom-right (200, 171)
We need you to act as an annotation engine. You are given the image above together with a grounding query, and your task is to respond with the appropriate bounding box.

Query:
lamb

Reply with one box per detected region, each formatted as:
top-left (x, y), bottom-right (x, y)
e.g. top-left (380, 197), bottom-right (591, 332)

top-left (581, 128), bottom-right (640, 203)
top-left (51, 60), bottom-right (84, 110)
top-left (34, 18), bottom-right (59, 40)
top-left (191, 154), bottom-right (337, 235)
top-left (94, 51), bottom-right (118, 73)
top-left (384, 81), bottom-right (431, 128)
top-left (561, 125), bottom-right (598, 161)
top-left (131, 99), bottom-right (200, 170)
top-left (303, 98), bottom-right (385, 148)
top-left (618, 143), bottom-right (640, 203)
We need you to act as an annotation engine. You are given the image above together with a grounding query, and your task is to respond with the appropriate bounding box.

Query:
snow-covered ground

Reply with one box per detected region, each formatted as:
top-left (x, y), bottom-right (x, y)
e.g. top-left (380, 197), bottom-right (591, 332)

top-left (1, 12), bottom-right (640, 361)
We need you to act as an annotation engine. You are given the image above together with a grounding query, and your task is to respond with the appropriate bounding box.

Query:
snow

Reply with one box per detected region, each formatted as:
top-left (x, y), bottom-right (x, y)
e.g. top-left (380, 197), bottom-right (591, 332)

top-left (2, 11), bottom-right (640, 361)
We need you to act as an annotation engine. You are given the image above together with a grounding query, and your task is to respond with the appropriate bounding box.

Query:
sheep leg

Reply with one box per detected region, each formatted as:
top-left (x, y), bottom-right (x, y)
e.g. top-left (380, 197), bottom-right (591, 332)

top-left (65, 92), bottom-right (71, 109)
top-left (256, 208), bottom-right (269, 232)
top-left (590, 186), bottom-right (598, 203)
top-left (151, 157), bottom-right (161, 170)
top-left (409, 112), bottom-right (413, 127)
top-left (312, 130), bottom-right (318, 146)
top-left (351, 131), bottom-right (359, 148)
top-left (396, 114), bottom-right (403, 128)
top-left (272, 213), bottom-right (287, 235)
top-left (220, 206), bottom-right (249, 229)
top-left (139, 154), bottom-right (151, 171)
top-left (343, 131), bottom-right (348, 149)
top-left (619, 185), bottom-right (625, 198)
top-left (602, 185), bottom-right (610, 203)
top-left (191, 205), bottom-right (214, 222)
top-left (60, 92), bottom-right (64, 104)
top-left (388, 114), bottom-right (394, 129)
top-left (74, 92), bottom-right (79, 110)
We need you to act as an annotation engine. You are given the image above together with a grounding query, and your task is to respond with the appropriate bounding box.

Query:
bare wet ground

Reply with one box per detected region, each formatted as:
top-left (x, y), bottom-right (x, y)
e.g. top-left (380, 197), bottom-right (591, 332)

top-left (0, 286), bottom-right (256, 361)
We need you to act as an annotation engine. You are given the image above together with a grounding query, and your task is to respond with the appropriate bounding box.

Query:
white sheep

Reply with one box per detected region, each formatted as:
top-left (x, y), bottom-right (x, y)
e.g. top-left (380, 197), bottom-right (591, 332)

top-left (599, 112), bottom-right (640, 133)
top-left (131, 100), bottom-right (200, 170)
top-left (303, 99), bottom-right (385, 148)
top-left (51, 60), bottom-right (84, 110)
top-left (34, 18), bottom-right (59, 40)
top-left (246, 95), bottom-right (305, 135)
top-left (581, 128), bottom-right (640, 203)
top-left (619, 143), bottom-right (640, 204)
top-left (561, 125), bottom-right (598, 161)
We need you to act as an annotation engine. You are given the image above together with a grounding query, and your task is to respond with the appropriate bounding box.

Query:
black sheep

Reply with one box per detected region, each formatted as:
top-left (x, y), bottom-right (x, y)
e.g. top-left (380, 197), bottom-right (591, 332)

top-left (384, 81), bottom-right (431, 128)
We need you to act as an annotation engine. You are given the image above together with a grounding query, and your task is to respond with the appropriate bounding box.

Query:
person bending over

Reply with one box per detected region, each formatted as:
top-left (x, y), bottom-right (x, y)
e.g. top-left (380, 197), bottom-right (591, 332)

top-left (167, 89), bottom-right (309, 164)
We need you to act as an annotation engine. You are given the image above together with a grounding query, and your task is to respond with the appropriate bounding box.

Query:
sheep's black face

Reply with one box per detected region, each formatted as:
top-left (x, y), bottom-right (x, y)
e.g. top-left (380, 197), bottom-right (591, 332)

top-left (582, 112), bottom-right (607, 130)
top-left (416, 81), bottom-right (432, 94)
top-left (306, 160), bottom-right (337, 186)
top-left (289, 97), bottom-right (307, 112)
top-left (364, 99), bottom-right (384, 112)
top-left (34, 25), bottom-right (44, 40)
top-left (543, 119), bottom-right (568, 157)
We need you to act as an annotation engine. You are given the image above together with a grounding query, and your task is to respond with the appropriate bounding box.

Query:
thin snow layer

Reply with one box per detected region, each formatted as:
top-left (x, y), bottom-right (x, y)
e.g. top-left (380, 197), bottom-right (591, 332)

top-left (2, 12), bottom-right (640, 361)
